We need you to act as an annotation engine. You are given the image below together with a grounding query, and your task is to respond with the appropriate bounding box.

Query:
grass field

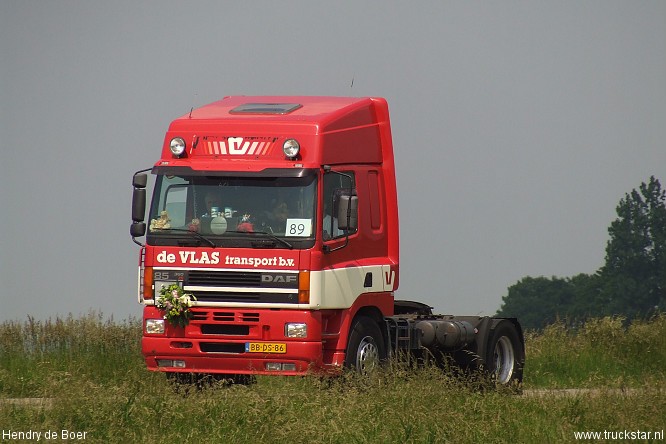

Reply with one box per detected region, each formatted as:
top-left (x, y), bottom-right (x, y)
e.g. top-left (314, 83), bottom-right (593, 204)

top-left (1, 313), bottom-right (664, 443)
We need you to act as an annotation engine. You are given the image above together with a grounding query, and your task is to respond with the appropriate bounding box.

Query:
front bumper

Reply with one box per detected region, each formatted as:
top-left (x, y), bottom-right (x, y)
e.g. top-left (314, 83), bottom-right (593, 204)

top-left (141, 306), bottom-right (327, 375)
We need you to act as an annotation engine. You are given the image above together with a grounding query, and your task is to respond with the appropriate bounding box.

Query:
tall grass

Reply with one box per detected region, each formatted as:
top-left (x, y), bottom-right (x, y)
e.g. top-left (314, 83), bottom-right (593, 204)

top-left (526, 314), bottom-right (666, 388)
top-left (1, 314), bottom-right (664, 443)
top-left (0, 313), bottom-right (142, 397)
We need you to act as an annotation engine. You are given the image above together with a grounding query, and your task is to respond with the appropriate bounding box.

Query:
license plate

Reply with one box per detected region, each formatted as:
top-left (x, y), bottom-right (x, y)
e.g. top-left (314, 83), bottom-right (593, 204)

top-left (245, 342), bottom-right (287, 354)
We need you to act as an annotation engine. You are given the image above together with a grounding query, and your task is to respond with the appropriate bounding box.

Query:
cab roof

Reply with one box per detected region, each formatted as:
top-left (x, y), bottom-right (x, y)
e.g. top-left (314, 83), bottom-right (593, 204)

top-left (162, 96), bottom-right (392, 168)
top-left (185, 96), bottom-right (378, 128)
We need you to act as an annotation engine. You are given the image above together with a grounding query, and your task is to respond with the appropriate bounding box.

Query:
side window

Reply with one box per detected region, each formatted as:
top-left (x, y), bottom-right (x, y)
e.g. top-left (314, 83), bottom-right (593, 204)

top-left (323, 171), bottom-right (357, 240)
top-left (163, 186), bottom-right (188, 227)
top-left (149, 176), bottom-right (189, 231)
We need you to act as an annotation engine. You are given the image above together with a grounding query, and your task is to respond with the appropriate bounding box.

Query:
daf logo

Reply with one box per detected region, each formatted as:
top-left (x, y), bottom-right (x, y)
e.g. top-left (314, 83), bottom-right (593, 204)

top-left (261, 274), bottom-right (298, 284)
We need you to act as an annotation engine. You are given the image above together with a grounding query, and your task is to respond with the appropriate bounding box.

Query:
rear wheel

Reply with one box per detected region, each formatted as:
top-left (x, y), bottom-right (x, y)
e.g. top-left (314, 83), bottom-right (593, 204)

top-left (485, 321), bottom-right (524, 385)
top-left (344, 316), bottom-right (387, 374)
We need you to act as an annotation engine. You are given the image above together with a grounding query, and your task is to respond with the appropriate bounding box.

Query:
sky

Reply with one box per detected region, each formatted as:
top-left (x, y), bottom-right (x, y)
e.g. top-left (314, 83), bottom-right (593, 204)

top-left (1, 1), bottom-right (665, 322)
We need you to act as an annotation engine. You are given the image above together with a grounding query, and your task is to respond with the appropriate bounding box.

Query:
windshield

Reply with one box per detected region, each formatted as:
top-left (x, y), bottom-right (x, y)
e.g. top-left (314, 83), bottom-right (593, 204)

top-left (147, 173), bottom-right (317, 248)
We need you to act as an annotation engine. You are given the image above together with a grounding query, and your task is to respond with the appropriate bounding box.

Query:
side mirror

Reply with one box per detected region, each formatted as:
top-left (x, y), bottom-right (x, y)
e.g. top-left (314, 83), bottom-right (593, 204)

top-left (133, 173), bottom-right (148, 188)
top-left (130, 170), bottom-right (150, 246)
top-left (130, 222), bottom-right (146, 238)
top-left (337, 193), bottom-right (358, 231)
top-left (132, 188), bottom-right (146, 222)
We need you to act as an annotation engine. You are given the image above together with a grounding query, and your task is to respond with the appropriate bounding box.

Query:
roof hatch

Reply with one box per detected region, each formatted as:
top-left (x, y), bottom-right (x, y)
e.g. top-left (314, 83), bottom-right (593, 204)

top-left (230, 103), bottom-right (302, 115)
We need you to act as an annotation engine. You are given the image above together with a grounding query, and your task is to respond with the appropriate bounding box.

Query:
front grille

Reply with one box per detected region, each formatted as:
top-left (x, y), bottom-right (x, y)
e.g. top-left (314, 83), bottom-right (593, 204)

top-left (184, 270), bottom-right (298, 304)
top-left (193, 291), bottom-right (298, 304)
top-left (238, 313), bottom-right (260, 322)
top-left (191, 311), bottom-right (261, 322)
top-left (212, 312), bottom-right (235, 321)
top-left (188, 270), bottom-right (261, 287)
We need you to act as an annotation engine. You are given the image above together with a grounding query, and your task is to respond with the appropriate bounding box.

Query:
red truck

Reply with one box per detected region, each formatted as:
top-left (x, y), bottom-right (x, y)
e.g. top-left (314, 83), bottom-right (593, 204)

top-left (130, 96), bottom-right (524, 385)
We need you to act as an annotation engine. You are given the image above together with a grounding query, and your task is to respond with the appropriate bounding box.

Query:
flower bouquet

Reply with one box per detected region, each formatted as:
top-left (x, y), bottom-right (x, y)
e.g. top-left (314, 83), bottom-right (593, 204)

top-left (155, 283), bottom-right (197, 328)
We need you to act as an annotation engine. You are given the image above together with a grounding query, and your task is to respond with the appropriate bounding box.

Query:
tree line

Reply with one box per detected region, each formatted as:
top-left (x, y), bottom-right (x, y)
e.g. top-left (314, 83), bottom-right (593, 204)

top-left (497, 176), bottom-right (665, 330)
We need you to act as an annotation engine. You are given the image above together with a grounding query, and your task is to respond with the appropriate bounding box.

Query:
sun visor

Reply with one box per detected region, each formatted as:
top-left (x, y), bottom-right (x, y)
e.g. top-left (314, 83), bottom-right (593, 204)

top-left (151, 165), bottom-right (317, 178)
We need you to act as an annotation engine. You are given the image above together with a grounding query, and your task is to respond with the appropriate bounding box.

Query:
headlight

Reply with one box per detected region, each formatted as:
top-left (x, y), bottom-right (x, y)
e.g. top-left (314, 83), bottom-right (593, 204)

top-left (169, 137), bottom-right (186, 157)
top-left (145, 318), bottom-right (165, 334)
top-left (285, 322), bottom-right (307, 338)
top-left (282, 139), bottom-right (300, 159)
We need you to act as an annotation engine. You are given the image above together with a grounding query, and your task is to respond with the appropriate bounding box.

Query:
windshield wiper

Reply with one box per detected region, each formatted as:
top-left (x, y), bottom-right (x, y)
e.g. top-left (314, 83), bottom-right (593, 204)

top-left (256, 232), bottom-right (294, 249)
top-left (236, 230), bottom-right (294, 249)
top-left (158, 228), bottom-right (217, 248)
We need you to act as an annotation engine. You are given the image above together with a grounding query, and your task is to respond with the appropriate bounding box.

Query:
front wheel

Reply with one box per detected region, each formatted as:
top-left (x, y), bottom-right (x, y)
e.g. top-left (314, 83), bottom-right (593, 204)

top-left (166, 372), bottom-right (256, 390)
top-left (485, 320), bottom-right (524, 385)
top-left (344, 316), bottom-right (387, 374)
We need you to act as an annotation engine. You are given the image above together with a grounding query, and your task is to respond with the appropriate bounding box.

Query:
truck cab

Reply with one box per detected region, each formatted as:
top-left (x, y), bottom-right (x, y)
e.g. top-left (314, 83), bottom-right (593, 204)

top-left (132, 97), bottom-right (401, 376)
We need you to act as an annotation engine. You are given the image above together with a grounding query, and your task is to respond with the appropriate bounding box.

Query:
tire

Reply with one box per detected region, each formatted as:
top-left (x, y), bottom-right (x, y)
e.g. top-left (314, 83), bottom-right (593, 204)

top-left (344, 316), bottom-right (387, 374)
top-left (166, 372), bottom-right (255, 390)
top-left (485, 320), bottom-right (524, 385)
top-left (229, 374), bottom-right (257, 385)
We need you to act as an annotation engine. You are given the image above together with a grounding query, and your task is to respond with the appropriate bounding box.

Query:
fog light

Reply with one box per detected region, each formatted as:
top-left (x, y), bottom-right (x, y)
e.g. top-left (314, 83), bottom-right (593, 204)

top-left (282, 363), bottom-right (296, 371)
top-left (266, 362), bottom-right (282, 371)
top-left (285, 322), bottom-right (307, 338)
top-left (156, 359), bottom-right (186, 368)
top-left (145, 318), bottom-right (165, 334)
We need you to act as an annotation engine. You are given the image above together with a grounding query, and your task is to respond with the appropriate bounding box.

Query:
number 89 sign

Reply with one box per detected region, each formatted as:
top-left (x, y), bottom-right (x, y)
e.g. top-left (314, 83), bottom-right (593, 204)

top-left (285, 218), bottom-right (312, 237)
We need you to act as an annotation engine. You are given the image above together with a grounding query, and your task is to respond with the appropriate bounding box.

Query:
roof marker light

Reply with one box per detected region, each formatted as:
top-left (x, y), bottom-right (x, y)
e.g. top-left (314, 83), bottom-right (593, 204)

top-left (283, 139), bottom-right (300, 159)
top-left (169, 137), bottom-right (186, 157)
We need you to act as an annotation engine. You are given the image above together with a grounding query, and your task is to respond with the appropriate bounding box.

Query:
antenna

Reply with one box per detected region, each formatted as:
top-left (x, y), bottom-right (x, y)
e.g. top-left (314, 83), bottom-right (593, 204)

top-left (350, 74), bottom-right (355, 89)
top-left (189, 92), bottom-right (198, 118)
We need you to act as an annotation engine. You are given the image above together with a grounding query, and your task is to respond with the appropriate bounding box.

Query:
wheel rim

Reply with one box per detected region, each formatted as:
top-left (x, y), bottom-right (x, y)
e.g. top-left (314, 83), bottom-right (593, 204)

top-left (493, 336), bottom-right (515, 384)
top-left (356, 335), bottom-right (379, 373)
